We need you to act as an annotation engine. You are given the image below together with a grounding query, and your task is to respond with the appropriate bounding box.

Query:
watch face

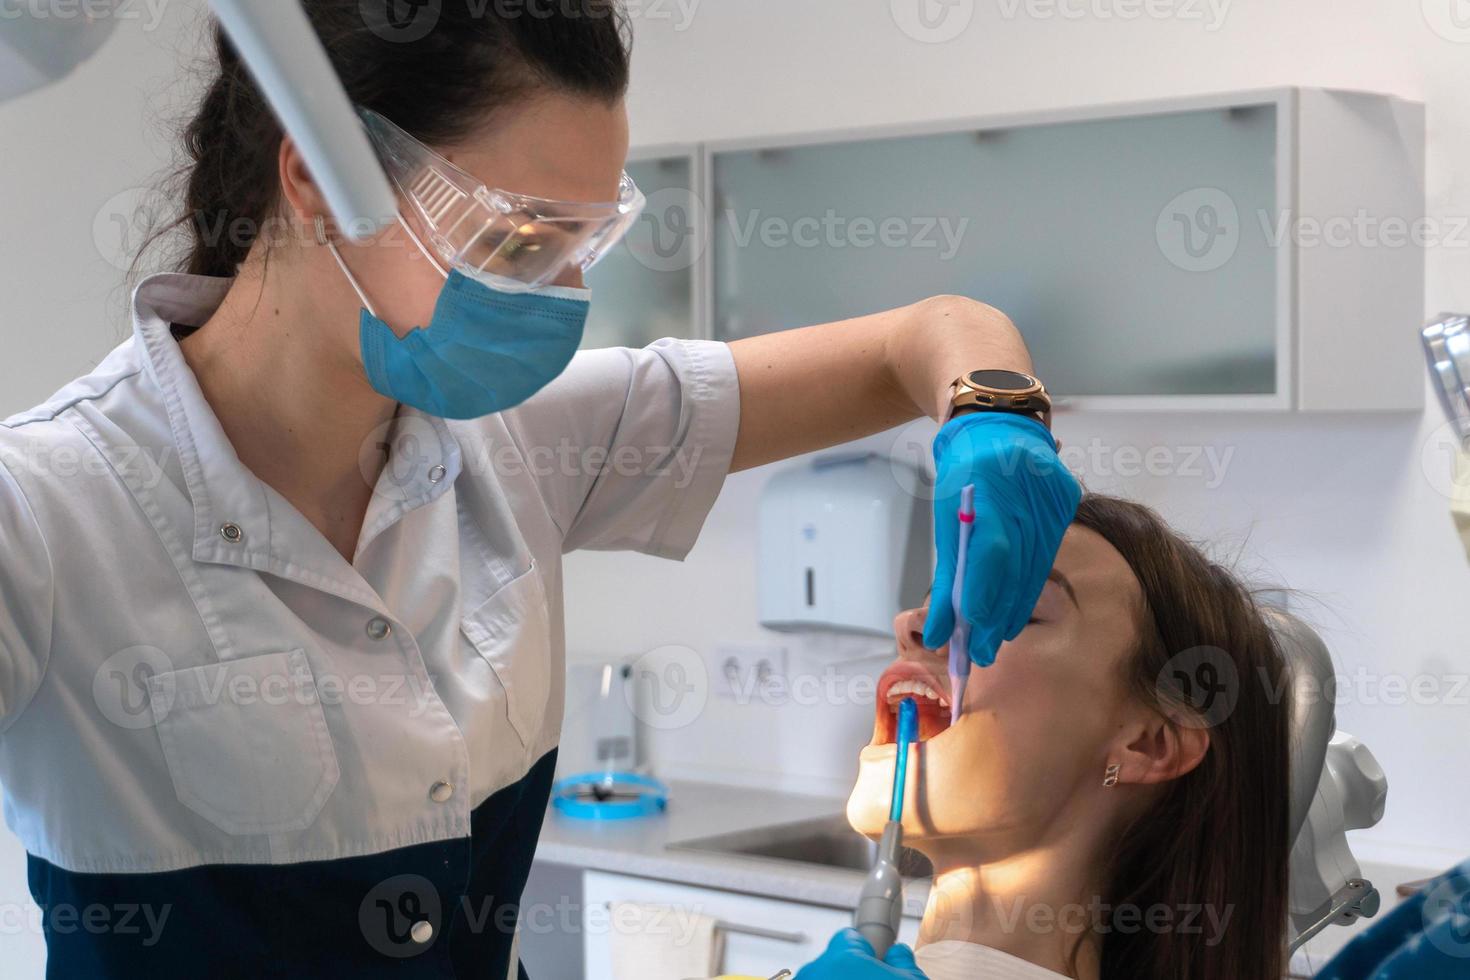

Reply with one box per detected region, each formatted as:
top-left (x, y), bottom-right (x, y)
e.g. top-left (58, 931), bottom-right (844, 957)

top-left (967, 369), bottom-right (1035, 392)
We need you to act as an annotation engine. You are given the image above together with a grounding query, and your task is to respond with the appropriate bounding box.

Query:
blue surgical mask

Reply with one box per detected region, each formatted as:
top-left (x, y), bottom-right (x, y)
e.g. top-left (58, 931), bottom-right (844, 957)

top-left (359, 271), bottom-right (589, 419)
top-left (320, 219), bottom-right (590, 419)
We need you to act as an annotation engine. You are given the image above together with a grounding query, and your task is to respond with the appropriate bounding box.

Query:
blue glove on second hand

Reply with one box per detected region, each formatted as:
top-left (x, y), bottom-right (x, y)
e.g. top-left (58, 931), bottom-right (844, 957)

top-left (922, 413), bottom-right (1082, 667)
top-left (795, 928), bottom-right (928, 979)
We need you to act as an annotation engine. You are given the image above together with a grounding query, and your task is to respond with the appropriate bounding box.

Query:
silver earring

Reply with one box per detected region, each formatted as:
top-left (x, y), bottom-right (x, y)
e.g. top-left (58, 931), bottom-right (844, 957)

top-left (1103, 763), bottom-right (1121, 788)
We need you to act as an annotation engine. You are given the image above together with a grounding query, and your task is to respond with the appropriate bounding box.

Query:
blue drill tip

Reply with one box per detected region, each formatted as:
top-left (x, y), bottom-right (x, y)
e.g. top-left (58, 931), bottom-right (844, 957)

top-left (897, 696), bottom-right (919, 747)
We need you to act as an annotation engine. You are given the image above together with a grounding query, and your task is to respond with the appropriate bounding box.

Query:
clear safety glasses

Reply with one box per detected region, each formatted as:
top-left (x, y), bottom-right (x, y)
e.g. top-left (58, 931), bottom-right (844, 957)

top-left (358, 107), bottom-right (646, 292)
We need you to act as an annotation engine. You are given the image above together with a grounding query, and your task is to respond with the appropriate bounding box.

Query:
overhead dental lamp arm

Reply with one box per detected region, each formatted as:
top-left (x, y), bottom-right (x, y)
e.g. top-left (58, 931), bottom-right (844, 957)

top-left (208, 0), bottom-right (398, 240)
top-left (0, 0), bottom-right (397, 243)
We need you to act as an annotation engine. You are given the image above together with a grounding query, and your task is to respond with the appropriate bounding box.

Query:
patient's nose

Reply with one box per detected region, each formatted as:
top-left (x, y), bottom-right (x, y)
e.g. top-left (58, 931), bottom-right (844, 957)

top-left (893, 606), bottom-right (931, 659)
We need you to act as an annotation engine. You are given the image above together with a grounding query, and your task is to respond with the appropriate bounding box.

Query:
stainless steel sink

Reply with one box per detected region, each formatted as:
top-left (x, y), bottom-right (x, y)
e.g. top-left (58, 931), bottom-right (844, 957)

top-left (669, 814), bottom-right (933, 878)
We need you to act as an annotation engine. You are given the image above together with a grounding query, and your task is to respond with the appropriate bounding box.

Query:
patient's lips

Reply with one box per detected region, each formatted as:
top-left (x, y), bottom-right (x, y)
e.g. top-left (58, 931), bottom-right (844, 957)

top-left (874, 661), bottom-right (954, 744)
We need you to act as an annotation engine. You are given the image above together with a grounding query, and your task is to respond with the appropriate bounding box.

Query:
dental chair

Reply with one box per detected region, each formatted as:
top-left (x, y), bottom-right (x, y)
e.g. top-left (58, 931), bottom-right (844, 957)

top-left (1268, 607), bottom-right (1389, 956)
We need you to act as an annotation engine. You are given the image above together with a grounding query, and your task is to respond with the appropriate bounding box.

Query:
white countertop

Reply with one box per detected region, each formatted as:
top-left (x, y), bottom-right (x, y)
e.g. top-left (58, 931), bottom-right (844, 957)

top-left (534, 778), bottom-right (932, 918)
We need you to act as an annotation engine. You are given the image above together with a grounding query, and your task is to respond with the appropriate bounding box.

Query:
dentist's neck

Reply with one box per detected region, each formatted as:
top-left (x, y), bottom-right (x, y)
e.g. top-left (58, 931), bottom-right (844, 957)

top-left (918, 831), bottom-right (1109, 980)
top-left (180, 246), bottom-right (398, 562)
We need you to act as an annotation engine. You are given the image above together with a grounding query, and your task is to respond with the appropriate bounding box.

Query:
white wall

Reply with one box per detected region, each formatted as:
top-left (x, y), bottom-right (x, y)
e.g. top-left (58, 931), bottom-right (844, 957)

top-left (1, 0), bottom-right (1468, 974)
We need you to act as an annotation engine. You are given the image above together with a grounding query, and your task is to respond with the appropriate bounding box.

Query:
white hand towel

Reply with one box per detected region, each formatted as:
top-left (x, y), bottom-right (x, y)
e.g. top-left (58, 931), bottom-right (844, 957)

top-left (607, 901), bottom-right (724, 980)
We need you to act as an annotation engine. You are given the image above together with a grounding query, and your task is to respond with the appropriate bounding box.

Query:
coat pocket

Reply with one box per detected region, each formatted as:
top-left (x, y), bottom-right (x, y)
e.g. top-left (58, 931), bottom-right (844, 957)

top-left (461, 562), bottom-right (552, 750)
top-left (148, 648), bottom-right (340, 836)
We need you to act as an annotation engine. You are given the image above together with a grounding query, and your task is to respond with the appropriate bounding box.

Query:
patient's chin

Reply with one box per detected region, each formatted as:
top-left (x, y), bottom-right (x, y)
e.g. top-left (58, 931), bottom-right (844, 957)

top-left (845, 777), bottom-right (887, 838)
top-left (846, 748), bottom-right (943, 842)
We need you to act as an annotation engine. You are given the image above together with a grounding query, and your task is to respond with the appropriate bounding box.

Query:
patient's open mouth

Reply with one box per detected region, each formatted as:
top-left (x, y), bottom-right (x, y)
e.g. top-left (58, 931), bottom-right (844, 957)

top-left (875, 661), bottom-right (953, 744)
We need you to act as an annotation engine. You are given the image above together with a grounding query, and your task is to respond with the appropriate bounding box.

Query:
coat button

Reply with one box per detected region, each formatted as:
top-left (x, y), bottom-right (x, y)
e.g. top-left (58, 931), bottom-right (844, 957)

top-left (429, 781), bottom-right (454, 803)
top-left (366, 618), bottom-right (392, 641)
top-left (220, 522), bottom-right (244, 544)
top-left (428, 464), bottom-right (447, 484)
top-left (410, 921), bottom-right (434, 944)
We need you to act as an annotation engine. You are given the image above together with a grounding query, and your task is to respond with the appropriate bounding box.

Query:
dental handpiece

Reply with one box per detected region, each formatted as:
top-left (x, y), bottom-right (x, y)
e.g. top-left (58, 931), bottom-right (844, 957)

top-left (948, 484), bottom-right (976, 726)
top-left (854, 697), bottom-right (917, 961)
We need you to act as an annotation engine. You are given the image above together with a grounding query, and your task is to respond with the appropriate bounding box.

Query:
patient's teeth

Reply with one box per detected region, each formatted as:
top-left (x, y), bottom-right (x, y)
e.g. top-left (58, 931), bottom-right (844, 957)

top-left (885, 678), bottom-right (950, 708)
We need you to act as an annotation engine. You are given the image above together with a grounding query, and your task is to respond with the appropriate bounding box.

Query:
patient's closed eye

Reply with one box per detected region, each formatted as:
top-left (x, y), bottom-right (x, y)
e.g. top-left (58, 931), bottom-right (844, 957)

top-left (1028, 580), bottom-right (1067, 623)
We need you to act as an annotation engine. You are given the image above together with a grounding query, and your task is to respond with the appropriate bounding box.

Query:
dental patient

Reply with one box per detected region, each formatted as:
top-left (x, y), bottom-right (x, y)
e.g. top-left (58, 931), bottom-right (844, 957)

top-left (848, 494), bottom-right (1293, 980)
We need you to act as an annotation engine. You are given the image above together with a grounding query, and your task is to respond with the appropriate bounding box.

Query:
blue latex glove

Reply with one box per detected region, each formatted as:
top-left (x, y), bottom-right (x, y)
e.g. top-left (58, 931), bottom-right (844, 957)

top-left (795, 928), bottom-right (928, 979)
top-left (922, 413), bottom-right (1081, 667)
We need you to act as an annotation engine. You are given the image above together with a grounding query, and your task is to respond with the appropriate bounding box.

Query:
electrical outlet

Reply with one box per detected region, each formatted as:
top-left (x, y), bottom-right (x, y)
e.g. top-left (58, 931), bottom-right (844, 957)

top-left (713, 644), bottom-right (788, 702)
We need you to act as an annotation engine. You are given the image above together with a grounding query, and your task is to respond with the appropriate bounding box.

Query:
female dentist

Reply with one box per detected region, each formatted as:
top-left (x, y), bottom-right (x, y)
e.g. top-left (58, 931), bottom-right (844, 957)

top-left (0, 2), bottom-right (1078, 978)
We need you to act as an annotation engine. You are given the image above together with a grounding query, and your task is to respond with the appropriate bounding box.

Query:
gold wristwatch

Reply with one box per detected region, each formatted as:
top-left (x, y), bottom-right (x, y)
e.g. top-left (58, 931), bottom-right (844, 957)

top-left (947, 369), bottom-right (1053, 429)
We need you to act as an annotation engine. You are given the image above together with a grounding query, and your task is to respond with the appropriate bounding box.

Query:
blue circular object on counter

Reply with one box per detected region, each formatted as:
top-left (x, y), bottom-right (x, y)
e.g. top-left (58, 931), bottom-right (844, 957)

top-left (551, 772), bottom-right (669, 820)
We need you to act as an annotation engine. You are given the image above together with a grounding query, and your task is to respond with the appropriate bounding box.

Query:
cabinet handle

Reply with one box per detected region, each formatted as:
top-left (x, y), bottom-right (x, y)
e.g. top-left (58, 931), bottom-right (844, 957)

top-left (717, 920), bottom-right (807, 944)
top-left (601, 903), bottom-right (807, 945)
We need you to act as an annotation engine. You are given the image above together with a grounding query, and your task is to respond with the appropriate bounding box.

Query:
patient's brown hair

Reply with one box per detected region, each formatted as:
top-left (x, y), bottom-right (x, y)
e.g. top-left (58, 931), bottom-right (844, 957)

top-left (1072, 495), bottom-right (1292, 980)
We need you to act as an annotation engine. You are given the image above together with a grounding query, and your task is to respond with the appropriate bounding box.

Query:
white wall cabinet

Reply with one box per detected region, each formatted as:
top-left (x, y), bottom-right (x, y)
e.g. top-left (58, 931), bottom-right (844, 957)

top-left (581, 870), bottom-right (920, 979)
top-left (594, 89), bottom-right (1423, 411)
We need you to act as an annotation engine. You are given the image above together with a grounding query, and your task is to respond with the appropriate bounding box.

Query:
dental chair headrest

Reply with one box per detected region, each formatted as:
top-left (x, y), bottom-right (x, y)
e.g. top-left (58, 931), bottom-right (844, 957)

top-left (1262, 605), bottom-right (1336, 846)
top-left (1264, 605), bottom-right (1389, 949)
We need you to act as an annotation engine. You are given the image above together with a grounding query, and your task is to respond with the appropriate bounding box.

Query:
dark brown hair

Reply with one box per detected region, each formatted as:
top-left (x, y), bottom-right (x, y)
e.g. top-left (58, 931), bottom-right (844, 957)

top-left (1073, 494), bottom-right (1291, 980)
top-left (143, 0), bottom-right (630, 282)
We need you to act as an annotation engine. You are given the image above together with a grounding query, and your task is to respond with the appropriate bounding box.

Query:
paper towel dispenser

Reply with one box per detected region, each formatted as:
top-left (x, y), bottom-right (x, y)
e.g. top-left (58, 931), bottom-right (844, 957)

top-left (758, 452), bottom-right (930, 637)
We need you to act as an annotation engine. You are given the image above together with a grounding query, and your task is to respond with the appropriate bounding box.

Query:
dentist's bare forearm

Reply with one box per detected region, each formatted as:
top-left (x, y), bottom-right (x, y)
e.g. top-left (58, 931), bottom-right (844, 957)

top-left (728, 295), bottom-right (1033, 472)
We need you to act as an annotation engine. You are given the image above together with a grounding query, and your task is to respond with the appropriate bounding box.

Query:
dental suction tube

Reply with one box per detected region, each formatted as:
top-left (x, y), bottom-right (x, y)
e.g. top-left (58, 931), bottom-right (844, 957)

top-left (855, 823), bottom-right (904, 961)
top-left (210, 0), bottom-right (398, 241)
top-left (856, 698), bottom-right (918, 960)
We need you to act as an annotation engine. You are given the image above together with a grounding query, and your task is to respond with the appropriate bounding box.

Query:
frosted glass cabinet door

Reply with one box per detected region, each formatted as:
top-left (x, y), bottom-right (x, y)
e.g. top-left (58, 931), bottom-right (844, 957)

top-left (711, 106), bottom-right (1280, 397)
top-left (583, 155), bottom-right (699, 349)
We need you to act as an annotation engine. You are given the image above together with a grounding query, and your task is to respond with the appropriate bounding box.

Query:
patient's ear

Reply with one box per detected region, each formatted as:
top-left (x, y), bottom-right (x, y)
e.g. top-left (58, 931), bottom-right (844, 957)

top-left (1114, 711), bottom-right (1210, 786)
